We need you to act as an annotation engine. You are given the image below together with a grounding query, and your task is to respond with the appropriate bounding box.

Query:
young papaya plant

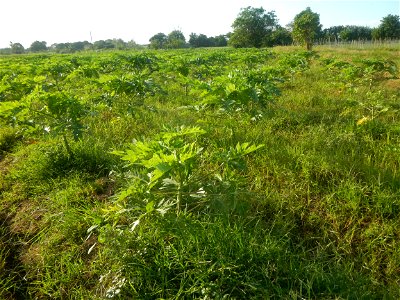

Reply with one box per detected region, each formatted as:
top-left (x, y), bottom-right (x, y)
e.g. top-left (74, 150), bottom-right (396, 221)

top-left (112, 126), bottom-right (206, 215)
top-left (203, 142), bottom-right (265, 212)
top-left (38, 91), bottom-right (86, 156)
top-left (0, 86), bottom-right (87, 157)
top-left (213, 142), bottom-right (264, 189)
top-left (218, 142), bottom-right (265, 171)
top-left (101, 73), bottom-right (161, 112)
top-left (194, 69), bottom-right (281, 117)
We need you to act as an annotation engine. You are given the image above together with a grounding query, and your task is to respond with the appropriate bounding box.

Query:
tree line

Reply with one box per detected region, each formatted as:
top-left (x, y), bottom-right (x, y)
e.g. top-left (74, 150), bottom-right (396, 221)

top-left (3, 39), bottom-right (143, 55)
top-left (151, 8), bottom-right (399, 50)
top-left (148, 31), bottom-right (228, 49)
top-left (228, 7), bottom-right (400, 50)
top-left (2, 7), bottom-right (400, 54)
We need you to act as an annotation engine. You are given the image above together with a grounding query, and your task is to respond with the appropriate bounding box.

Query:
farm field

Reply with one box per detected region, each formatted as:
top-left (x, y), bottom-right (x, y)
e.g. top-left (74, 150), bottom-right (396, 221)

top-left (1, 45), bottom-right (400, 299)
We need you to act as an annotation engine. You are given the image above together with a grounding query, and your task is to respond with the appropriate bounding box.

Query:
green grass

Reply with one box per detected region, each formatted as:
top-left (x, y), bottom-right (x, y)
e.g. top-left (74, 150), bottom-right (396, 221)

top-left (0, 45), bottom-right (399, 298)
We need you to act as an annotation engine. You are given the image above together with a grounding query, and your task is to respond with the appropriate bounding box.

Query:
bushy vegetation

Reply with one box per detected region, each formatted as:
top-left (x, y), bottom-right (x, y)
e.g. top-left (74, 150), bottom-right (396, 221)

top-left (1, 45), bottom-right (400, 298)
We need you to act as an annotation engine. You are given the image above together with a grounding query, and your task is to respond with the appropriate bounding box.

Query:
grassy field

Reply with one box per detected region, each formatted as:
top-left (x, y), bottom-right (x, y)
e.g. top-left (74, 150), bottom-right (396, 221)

top-left (1, 45), bottom-right (400, 299)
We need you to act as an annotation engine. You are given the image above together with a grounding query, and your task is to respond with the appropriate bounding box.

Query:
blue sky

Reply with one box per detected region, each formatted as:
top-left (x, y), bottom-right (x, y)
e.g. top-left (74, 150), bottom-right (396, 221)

top-left (1, 0), bottom-right (399, 48)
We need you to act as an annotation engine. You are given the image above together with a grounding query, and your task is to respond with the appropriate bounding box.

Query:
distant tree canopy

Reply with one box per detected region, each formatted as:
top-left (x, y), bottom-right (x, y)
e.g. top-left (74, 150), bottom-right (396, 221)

top-left (189, 33), bottom-right (211, 48)
top-left (166, 30), bottom-right (186, 49)
top-left (189, 33), bottom-right (228, 48)
top-left (372, 14), bottom-right (400, 39)
top-left (30, 41), bottom-right (47, 52)
top-left (322, 26), bottom-right (345, 41)
top-left (50, 41), bottom-right (92, 53)
top-left (149, 33), bottom-right (168, 49)
top-left (322, 26), bottom-right (372, 41)
top-left (93, 39), bottom-right (115, 50)
top-left (149, 30), bottom-right (187, 49)
top-left (340, 26), bottom-right (372, 41)
top-left (71, 41), bottom-right (92, 51)
top-left (213, 35), bottom-right (229, 47)
top-left (229, 7), bottom-right (280, 48)
top-left (48, 39), bottom-right (140, 53)
top-left (269, 26), bottom-right (293, 46)
top-left (10, 42), bottom-right (24, 54)
top-left (292, 7), bottom-right (322, 50)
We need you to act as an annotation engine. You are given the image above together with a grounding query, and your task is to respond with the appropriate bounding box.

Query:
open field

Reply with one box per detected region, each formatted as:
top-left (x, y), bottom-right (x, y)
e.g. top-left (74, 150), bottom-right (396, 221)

top-left (1, 46), bottom-right (400, 299)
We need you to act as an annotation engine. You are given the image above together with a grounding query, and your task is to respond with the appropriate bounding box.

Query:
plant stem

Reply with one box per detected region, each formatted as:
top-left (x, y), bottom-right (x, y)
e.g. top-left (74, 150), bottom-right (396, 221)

top-left (63, 134), bottom-right (74, 159)
top-left (177, 187), bottom-right (182, 214)
top-left (176, 168), bottom-right (184, 214)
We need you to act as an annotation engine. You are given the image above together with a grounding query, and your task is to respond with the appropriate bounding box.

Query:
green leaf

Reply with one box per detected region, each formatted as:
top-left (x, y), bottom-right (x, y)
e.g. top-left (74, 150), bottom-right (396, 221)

top-left (146, 201), bottom-right (155, 213)
top-left (234, 142), bottom-right (264, 156)
top-left (159, 125), bottom-right (206, 143)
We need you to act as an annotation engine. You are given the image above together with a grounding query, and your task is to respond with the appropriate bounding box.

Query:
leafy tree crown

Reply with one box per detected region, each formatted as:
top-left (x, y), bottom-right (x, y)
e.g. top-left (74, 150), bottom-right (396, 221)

top-left (229, 6), bottom-right (278, 48)
top-left (292, 7), bottom-right (321, 50)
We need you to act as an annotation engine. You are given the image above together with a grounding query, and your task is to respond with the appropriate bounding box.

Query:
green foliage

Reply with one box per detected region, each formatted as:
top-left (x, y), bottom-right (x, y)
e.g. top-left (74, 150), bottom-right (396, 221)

top-left (104, 74), bottom-right (157, 100)
top-left (322, 57), bottom-right (398, 90)
top-left (192, 68), bottom-right (282, 117)
top-left (229, 7), bottom-right (278, 48)
top-left (166, 30), bottom-right (187, 49)
top-left (338, 25), bottom-right (373, 41)
top-left (1, 47), bottom-right (400, 299)
top-left (292, 7), bottom-right (322, 50)
top-left (0, 87), bottom-right (87, 156)
top-left (149, 30), bottom-right (187, 50)
top-left (29, 40), bottom-right (47, 52)
top-left (321, 25), bottom-right (373, 42)
top-left (51, 41), bottom-right (93, 53)
top-left (10, 42), bottom-right (24, 54)
top-left (112, 126), bottom-right (206, 214)
top-left (373, 14), bottom-right (400, 40)
top-left (38, 92), bottom-right (86, 140)
top-left (217, 142), bottom-right (264, 172)
top-left (269, 26), bottom-right (293, 46)
top-left (149, 32), bottom-right (168, 49)
top-left (0, 127), bottom-right (21, 154)
top-left (189, 33), bottom-right (228, 48)
top-left (93, 39), bottom-right (115, 50)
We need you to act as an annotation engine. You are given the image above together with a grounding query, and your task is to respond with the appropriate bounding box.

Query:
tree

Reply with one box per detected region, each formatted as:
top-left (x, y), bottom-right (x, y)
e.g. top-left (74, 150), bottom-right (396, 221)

top-left (30, 40), bottom-right (47, 52)
top-left (213, 35), bottom-right (228, 47)
top-left (292, 7), bottom-right (322, 50)
top-left (0, 47), bottom-right (11, 55)
top-left (149, 33), bottom-right (167, 49)
top-left (322, 26), bottom-right (345, 42)
top-left (111, 38), bottom-right (127, 50)
top-left (372, 14), bottom-right (400, 40)
top-left (93, 39), bottom-right (115, 50)
top-left (50, 43), bottom-right (71, 53)
top-left (126, 40), bottom-right (143, 49)
top-left (70, 41), bottom-right (92, 52)
top-left (268, 26), bottom-right (293, 46)
top-left (189, 33), bottom-right (228, 48)
top-left (339, 26), bottom-right (372, 41)
top-left (229, 7), bottom-right (278, 48)
top-left (189, 33), bottom-right (208, 48)
top-left (166, 30), bottom-right (186, 49)
top-left (10, 42), bottom-right (24, 54)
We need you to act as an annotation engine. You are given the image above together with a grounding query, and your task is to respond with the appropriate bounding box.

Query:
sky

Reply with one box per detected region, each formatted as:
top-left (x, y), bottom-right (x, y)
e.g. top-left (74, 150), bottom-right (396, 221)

top-left (1, 0), bottom-right (399, 48)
